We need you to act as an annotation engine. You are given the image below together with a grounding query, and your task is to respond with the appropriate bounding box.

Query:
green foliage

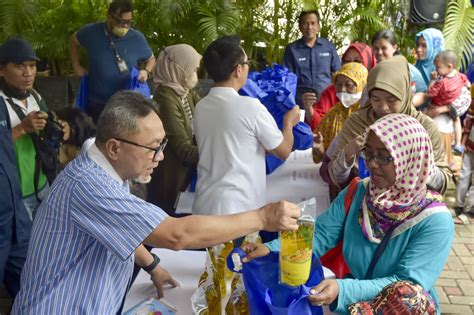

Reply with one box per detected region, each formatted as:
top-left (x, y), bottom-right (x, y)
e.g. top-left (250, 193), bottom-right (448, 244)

top-left (442, 0), bottom-right (474, 70)
top-left (0, 0), bottom-right (471, 75)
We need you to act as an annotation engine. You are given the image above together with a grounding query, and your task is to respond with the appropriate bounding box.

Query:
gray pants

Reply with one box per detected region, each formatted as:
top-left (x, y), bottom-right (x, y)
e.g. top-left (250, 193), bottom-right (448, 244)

top-left (455, 151), bottom-right (474, 211)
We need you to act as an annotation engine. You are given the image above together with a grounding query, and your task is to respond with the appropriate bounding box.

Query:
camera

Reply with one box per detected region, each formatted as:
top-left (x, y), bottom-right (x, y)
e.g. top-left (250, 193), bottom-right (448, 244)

top-left (39, 111), bottom-right (64, 148)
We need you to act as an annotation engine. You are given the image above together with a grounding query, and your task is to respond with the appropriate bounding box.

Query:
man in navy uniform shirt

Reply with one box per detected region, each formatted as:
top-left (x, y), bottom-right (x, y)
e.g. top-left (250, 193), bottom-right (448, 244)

top-left (284, 10), bottom-right (341, 108)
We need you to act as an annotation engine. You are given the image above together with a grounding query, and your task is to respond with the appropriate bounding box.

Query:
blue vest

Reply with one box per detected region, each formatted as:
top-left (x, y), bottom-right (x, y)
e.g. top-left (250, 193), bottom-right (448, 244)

top-left (0, 98), bottom-right (31, 244)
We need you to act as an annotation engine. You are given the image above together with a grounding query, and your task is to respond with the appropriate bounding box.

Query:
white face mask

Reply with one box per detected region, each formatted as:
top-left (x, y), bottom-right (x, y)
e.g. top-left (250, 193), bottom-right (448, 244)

top-left (336, 92), bottom-right (362, 108)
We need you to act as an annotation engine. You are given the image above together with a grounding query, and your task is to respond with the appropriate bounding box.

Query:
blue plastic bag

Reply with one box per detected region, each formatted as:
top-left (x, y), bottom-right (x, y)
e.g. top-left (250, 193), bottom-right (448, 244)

top-left (227, 248), bottom-right (324, 315)
top-left (75, 75), bottom-right (89, 112)
top-left (358, 156), bottom-right (371, 179)
top-left (129, 67), bottom-right (151, 99)
top-left (240, 64), bottom-right (313, 174)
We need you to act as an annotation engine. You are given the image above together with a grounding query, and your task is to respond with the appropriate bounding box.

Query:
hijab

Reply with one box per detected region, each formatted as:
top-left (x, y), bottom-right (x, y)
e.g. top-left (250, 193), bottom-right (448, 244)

top-left (342, 43), bottom-right (377, 70)
top-left (361, 114), bottom-right (441, 242)
top-left (332, 55), bottom-right (450, 186)
top-left (334, 62), bottom-right (368, 93)
top-left (315, 63), bottom-right (368, 153)
top-left (152, 44), bottom-right (202, 97)
top-left (415, 28), bottom-right (444, 86)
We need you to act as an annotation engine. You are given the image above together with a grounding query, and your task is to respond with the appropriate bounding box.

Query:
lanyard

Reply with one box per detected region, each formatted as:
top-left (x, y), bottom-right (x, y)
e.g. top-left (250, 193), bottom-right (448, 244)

top-left (104, 25), bottom-right (122, 62)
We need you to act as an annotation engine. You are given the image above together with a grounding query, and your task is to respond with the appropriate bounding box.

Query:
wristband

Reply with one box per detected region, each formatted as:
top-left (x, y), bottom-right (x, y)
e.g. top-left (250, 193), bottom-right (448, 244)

top-left (143, 253), bottom-right (160, 273)
top-left (144, 68), bottom-right (151, 76)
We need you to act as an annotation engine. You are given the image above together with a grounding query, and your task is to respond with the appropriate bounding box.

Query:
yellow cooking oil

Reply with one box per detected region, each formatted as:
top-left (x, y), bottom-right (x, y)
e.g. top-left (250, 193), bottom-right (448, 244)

top-left (279, 218), bottom-right (314, 286)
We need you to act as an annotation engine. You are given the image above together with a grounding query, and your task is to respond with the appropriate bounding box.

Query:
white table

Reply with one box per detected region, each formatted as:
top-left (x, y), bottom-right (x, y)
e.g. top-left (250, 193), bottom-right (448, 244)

top-left (123, 249), bottom-right (335, 314)
top-left (176, 148), bottom-right (330, 216)
top-left (125, 149), bottom-right (334, 314)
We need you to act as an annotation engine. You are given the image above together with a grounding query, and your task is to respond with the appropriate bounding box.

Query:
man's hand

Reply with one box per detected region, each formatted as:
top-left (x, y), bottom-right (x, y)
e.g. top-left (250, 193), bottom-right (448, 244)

top-left (283, 105), bottom-right (301, 127)
top-left (344, 135), bottom-right (365, 165)
top-left (149, 265), bottom-right (179, 299)
top-left (138, 69), bottom-right (148, 82)
top-left (258, 201), bottom-right (300, 232)
top-left (308, 279), bottom-right (339, 306)
top-left (241, 242), bottom-right (271, 262)
top-left (21, 111), bottom-right (47, 133)
top-left (73, 64), bottom-right (88, 77)
top-left (59, 120), bottom-right (70, 142)
top-left (302, 92), bottom-right (317, 109)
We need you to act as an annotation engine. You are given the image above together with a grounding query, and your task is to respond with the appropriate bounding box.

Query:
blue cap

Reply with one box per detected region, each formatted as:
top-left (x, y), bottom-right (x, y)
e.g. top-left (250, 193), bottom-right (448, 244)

top-left (0, 38), bottom-right (40, 64)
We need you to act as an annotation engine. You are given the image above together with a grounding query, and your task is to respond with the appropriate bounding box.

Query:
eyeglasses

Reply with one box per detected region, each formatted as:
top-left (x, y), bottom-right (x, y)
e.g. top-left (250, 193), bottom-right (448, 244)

top-left (111, 15), bottom-right (134, 27)
top-left (233, 59), bottom-right (253, 70)
top-left (115, 137), bottom-right (168, 161)
top-left (360, 149), bottom-right (394, 166)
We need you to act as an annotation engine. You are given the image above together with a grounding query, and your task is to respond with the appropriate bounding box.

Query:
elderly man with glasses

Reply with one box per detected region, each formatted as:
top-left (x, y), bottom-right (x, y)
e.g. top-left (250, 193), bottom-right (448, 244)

top-left (69, 0), bottom-right (155, 123)
top-left (12, 91), bottom-right (301, 314)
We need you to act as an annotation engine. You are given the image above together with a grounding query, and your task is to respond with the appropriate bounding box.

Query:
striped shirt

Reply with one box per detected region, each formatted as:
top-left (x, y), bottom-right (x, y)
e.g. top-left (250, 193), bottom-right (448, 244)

top-left (429, 72), bottom-right (469, 106)
top-left (12, 144), bottom-right (167, 314)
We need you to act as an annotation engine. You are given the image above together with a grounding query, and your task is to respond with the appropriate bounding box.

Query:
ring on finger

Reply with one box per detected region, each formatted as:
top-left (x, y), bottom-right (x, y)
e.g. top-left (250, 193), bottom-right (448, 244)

top-left (316, 302), bottom-right (323, 306)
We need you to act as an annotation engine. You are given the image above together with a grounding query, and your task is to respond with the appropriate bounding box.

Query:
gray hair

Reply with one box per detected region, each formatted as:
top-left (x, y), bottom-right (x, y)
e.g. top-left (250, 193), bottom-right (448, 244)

top-left (96, 91), bottom-right (158, 144)
top-left (435, 50), bottom-right (458, 68)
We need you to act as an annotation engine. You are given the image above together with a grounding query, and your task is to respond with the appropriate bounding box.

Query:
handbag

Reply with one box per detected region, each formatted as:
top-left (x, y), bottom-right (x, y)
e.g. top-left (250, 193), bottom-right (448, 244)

top-left (228, 248), bottom-right (324, 315)
top-left (319, 177), bottom-right (360, 278)
top-left (129, 67), bottom-right (151, 99)
top-left (75, 75), bottom-right (89, 112)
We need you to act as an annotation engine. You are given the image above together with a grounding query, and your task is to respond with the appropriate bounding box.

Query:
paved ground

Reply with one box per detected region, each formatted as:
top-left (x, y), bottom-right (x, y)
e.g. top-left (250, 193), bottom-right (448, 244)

top-left (436, 214), bottom-right (474, 314)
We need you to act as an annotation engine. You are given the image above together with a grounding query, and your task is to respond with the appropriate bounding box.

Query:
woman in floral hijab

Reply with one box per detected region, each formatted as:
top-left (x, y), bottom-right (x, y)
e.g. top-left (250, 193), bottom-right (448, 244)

top-left (244, 114), bottom-right (454, 314)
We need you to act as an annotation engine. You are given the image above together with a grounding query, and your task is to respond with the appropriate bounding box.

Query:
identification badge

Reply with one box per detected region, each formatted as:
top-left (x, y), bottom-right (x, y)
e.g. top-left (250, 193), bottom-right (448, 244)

top-left (117, 58), bottom-right (128, 73)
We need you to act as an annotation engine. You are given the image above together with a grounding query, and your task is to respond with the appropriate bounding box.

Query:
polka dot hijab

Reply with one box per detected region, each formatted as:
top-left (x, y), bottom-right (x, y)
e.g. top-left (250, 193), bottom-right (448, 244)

top-left (362, 114), bottom-right (436, 238)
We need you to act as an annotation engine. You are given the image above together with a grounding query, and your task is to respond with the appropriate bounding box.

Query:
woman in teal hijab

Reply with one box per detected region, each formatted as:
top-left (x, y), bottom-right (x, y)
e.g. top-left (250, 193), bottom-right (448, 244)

top-left (415, 28), bottom-right (445, 86)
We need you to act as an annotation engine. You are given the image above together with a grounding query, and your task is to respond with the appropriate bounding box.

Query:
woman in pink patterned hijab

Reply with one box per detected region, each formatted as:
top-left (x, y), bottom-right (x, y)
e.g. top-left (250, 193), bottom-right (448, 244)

top-left (360, 113), bottom-right (438, 242)
top-left (243, 113), bottom-right (453, 313)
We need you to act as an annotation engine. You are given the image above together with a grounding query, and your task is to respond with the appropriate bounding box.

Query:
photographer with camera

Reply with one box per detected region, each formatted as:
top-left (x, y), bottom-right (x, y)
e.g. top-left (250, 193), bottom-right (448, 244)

top-left (0, 38), bottom-right (69, 221)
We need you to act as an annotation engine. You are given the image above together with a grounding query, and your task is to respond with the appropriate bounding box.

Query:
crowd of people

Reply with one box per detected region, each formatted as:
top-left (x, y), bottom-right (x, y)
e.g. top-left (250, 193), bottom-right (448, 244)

top-left (1, 0), bottom-right (472, 314)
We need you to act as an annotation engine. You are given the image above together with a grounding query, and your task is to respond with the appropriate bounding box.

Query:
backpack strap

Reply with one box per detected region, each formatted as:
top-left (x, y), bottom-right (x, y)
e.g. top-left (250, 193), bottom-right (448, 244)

top-left (364, 224), bottom-right (397, 279)
top-left (344, 177), bottom-right (360, 214)
top-left (30, 89), bottom-right (48, 112)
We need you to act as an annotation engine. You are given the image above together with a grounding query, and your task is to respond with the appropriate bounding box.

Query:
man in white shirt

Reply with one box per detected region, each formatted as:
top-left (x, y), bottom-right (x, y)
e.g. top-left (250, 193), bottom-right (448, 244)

top-left (192, 35), bottom-right (300, 216)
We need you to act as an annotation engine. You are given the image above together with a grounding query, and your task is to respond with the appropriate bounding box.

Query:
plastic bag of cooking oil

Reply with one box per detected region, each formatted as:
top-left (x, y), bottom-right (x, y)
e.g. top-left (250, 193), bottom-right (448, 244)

top-left (224, 274), bottom-right (249, 315)
top-left (208, 241), bottom-right (234, 296)
top-left (279, 198), bottom-right (316, 287)
top-left (191, 252), bottom-right (222, 315)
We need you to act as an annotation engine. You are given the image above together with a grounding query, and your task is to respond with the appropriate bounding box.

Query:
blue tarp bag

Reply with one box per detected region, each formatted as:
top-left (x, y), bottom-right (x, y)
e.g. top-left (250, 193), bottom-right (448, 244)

top-left (227, 248), bottom-right (324, 315)
top-left (240, 64), bottom-right (313, 174)
top-left (75, 75), bottom-right (89, 112)
top-left (129, 67), bottom-right (151, 99)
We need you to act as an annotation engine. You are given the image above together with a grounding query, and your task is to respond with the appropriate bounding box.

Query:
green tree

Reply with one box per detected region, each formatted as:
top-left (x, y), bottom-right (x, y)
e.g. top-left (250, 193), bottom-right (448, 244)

top-left (442, 0), bottom-right (474, 70)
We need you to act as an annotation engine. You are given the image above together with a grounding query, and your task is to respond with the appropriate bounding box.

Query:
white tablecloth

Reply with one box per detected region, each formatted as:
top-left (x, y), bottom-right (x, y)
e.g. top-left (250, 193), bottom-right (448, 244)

top-left (176, 148), bottom-right (330, 216)
top-left (123, 249), bottom-right (335, 314)
top-left (125, 149), bottom-right (334, 314)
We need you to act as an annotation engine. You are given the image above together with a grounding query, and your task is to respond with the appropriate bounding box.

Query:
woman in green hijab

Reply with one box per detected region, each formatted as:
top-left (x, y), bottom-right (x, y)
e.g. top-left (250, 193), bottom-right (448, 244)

top-left (328, 55), bottom-right (451, 193)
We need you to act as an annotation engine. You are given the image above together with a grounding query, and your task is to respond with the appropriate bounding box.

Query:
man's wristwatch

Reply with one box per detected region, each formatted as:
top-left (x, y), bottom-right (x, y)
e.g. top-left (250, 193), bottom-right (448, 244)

top-left (143, 253), bottom-right (160, 273)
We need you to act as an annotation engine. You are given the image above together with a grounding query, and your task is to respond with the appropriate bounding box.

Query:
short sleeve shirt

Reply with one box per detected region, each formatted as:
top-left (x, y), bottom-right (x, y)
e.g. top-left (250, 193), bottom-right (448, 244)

top-left (77, 22), bottom-right (153, 104)
top-left (192, 87), bottom-right (283, 215)
top-left (0, 91), bottom-right (47, 196)
top-left (12, 144), bottom-right (167, 314)
top-left (284, 37), bottom-right (341, 96)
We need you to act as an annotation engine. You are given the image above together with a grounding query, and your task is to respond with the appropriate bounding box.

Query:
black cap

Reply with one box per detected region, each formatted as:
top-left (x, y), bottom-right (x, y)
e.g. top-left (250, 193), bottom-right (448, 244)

top-left (0, 38), bottom-right (40, 64)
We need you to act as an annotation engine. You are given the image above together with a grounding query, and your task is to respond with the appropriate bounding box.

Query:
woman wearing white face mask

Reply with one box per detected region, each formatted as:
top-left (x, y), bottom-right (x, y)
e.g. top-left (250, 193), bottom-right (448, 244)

top-left (313, 62), bottom-right (368, 166)
top-left (146, 44), bottom-right (202, 216)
